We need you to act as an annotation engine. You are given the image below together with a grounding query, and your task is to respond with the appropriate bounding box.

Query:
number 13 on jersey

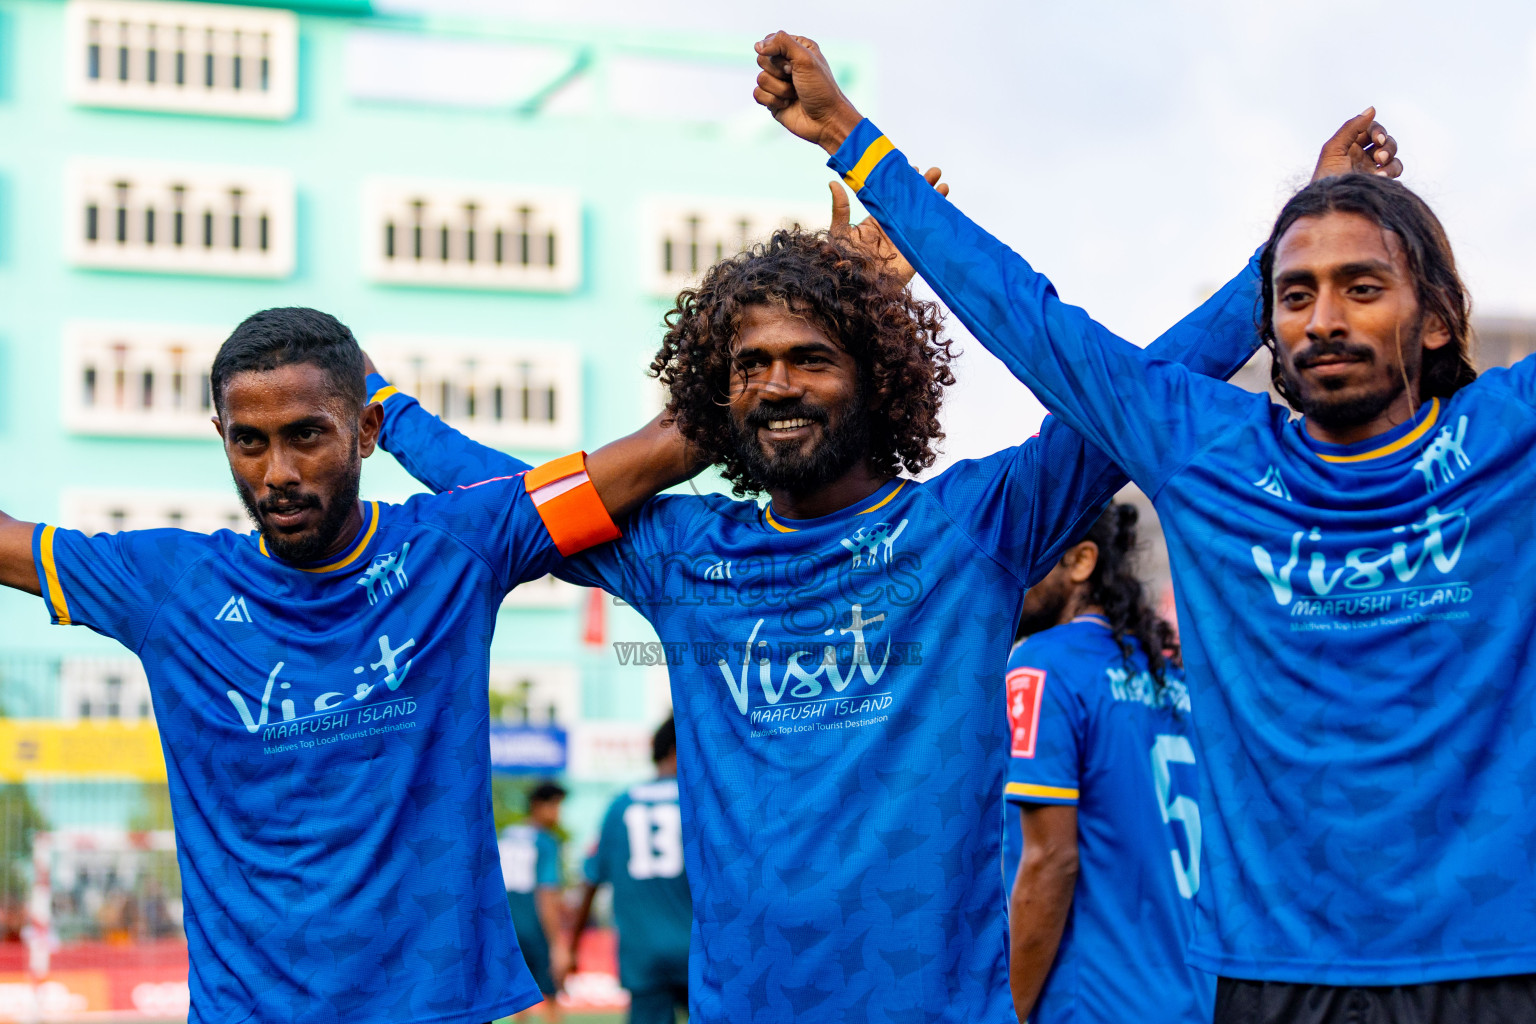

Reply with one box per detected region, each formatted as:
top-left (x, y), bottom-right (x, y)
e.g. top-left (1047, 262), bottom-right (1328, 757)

top-left (624, 802), bottom-right (684, 880)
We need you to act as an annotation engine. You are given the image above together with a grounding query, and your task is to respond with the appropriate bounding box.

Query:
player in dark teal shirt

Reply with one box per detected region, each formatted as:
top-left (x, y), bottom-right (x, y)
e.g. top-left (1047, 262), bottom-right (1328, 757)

top-left (502, 781), bottom-right (569, 1019)
top-left (571, 718), bottom-right (691, 1024)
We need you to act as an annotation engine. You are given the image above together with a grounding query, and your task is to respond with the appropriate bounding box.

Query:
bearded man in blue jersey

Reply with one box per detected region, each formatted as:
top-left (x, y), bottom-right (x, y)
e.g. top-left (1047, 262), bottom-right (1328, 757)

top-left (1004, 503), bottom-right (1206, 1024)
top-left (0, 308), bottom-right (696, 1024)
top-left (364, 140), bottom-right (1377, 1020)
top-left (759, 30), bottom-right (1536, 1024)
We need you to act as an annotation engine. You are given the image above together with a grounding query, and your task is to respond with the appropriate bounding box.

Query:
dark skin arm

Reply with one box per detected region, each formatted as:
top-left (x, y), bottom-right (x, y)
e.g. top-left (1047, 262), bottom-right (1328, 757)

top-left (753, 30), bottom-right (1403, 183)
top-left (0, 513), bottom-right (40, 597)
top-left (362, 351), bottom-right (703, 523)
top-left (566, 881), bottom-right (599, 969)
top-left (1009, 804), bottom-right (1079, 1022)
top-left (584, 413), bottom-right (701, 523)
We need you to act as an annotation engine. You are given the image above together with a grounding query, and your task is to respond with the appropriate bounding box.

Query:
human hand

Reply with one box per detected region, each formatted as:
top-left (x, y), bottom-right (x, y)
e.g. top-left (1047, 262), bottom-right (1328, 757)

top-left (1312, 107), bottom-right (1402, 182)
top-left (754, 31), bottom-right (864, 154)
top-left (361, 349), bottom-right (378, 378)
top-left (830, 166), bottom-right (949, 285)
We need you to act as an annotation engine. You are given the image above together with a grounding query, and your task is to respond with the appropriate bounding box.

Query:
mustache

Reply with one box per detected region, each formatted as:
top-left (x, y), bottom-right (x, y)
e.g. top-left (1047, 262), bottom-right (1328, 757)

top-left (256, 490), bottom-right (321, 516)
top-left (1293, 340), bottom-right (1376, 370)
top-left (743, 401), bottom-right (829, 430)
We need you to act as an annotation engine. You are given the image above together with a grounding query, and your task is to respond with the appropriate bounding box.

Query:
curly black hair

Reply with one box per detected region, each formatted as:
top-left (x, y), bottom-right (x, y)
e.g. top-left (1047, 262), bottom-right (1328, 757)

top-left (650, 228), bottom-right (955, 496)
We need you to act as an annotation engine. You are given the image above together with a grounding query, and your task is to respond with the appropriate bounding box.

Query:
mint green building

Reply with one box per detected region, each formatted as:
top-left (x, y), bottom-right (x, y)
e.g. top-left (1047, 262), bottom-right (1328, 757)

top-left (0, 0), bottom-right (870, 837)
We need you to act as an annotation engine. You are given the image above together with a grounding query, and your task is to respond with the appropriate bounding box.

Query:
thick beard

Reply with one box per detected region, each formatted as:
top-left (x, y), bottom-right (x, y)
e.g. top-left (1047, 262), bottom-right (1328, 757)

top-left (235, 458), bottom-right (361, 563)
top-left (1016, 587), bottom-right (1069, 639)
top-left (731, 398), bottom-right (871, 494)
top-left (1284, 317), bottom-right (1422, 433)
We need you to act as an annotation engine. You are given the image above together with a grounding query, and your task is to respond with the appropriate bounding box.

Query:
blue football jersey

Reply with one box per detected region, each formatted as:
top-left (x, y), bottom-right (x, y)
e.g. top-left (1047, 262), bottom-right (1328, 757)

top-left (838, 118), bottom-right (1536, 983)
top-left (370, 266), bottom-right (1260, 1022)
top-left (583, 777), bottom-right (692, 992)
top-left (1002, 619), bottom-right (1210, 1024)
top-left (32, 477), bottom-right (582, 1024)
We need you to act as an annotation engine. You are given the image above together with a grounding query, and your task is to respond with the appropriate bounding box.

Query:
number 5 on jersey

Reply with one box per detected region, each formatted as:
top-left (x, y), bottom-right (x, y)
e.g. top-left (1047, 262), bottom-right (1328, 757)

top-left (1151, 733), bottom-right (1202, 899)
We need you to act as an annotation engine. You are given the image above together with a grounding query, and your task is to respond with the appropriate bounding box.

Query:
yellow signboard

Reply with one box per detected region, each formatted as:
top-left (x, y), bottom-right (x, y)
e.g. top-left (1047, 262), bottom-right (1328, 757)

top-left (0, 720), bottom-right (166, 782)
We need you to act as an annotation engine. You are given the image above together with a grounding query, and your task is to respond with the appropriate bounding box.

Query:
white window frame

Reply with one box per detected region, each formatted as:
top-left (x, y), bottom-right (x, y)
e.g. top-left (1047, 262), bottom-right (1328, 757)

top-left (65, 0), bottom-right (298, 119)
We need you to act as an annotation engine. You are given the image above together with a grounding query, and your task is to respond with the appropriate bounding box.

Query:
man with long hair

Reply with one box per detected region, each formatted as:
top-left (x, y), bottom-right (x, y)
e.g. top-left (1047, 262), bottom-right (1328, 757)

top-left (367, 150), bottom-right (1353, 1020)
top-left (760, 31), bottom-right (1536, 1023)
top-left (1005, 503), bottom-right (1204, 1023)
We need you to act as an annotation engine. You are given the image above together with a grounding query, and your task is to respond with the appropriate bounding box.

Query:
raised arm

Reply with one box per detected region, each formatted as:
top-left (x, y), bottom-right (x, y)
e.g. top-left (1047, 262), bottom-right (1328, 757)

top-left (365, 360), bottom-right (529, 494)
top-left (366, 359), bottom-right (702, 523)
top-left (0, 513), bottom-right (40, 596)
top-left (754, 32), bottom-right (1402, 490)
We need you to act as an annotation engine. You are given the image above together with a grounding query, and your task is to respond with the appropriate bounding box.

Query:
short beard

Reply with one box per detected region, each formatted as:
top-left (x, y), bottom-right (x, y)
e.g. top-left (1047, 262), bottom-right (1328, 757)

top-left (730, 397), bottom-right (871, 495)
top-left (235, 459), bottom-right (361, 563)
top-left (1282, 317), bottom-right (1422, 433)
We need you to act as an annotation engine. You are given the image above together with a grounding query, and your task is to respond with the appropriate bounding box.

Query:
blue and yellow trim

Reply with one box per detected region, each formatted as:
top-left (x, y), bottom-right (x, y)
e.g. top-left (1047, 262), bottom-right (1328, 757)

top-left (1005, 781), bottom-right (1079, 802)
top-left (367, 384), bottom-right (399, 405)
top-left (840, 135), bottom-right (895, 193)
top-left (764, 481), bottom-right (907, 534)
top-left (1314, 398), bottom-right (1439, 464)
top-left (36, 525), bottom-right (71, 626)
top-left (259, 500), bottom-right (380, 573)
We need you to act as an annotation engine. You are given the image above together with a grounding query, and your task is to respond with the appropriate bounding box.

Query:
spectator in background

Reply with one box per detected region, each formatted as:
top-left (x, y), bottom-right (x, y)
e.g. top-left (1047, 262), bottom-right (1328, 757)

top-left (501, 781), bottom-right (569, 1023)
top-left (570, 717), bottom-right (690, 1024)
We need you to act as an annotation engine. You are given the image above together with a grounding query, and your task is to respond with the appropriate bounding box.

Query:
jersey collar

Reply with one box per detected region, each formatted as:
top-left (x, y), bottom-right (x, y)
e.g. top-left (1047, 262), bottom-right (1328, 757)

top-left (1300, 397), bottom-right (1440, 466)
top-left (257, 500), bottom-right (382, 574)
top-left (762, 478), bottom-right (907, 534)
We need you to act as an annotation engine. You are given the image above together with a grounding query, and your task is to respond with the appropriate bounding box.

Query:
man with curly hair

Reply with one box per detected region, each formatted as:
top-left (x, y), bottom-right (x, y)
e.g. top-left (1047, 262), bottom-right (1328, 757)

top-left (365, 184), bottom-right (1266, 1020)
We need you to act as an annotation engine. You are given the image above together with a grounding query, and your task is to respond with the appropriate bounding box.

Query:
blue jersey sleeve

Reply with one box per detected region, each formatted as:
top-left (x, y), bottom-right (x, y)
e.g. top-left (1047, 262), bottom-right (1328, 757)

top-left (535, 830), bottom-right (562, 889)
top-left (832, 120), bottom-right (1266, 496)
top-left (553, 494), bottom-right (702, 607)
top-left (369, 373), bottom-right (532, 493)
top-left (411, 477), bottom-right (563, 592)
top-left (34, 524), bottom-right (210, 652)
top-left (1004, 641), bottom-right (1084, 806)
top-left (1475, 354), bottom-right (1536, 409)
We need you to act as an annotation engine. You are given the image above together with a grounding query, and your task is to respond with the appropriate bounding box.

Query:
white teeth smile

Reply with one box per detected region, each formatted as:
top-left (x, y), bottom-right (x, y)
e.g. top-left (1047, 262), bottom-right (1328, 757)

top-left (767, 418), bottom-right (813, 430)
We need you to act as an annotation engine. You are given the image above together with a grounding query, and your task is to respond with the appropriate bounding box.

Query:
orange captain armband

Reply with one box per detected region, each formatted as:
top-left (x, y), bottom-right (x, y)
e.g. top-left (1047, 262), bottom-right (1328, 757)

top-left (525, 452), bottom-right (622, 556)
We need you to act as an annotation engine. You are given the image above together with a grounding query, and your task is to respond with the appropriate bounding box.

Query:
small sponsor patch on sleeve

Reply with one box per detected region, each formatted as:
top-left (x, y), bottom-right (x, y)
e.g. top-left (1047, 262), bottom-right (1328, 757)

top-left (1006, 666), bottom-right (1046, 759)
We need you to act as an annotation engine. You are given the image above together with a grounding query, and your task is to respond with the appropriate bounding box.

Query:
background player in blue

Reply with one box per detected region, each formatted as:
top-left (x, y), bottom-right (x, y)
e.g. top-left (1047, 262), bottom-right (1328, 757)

top-left (0, 308), bottom-right (698, 1024)
top-left (501, 780), bottom-right (569, 1022)
top-left (362, 185), bottom-right (1275, 1021)
top-left (1003, 503), bottom-right (1209, 1024)
top-left (570, 717), bottom-right (691, 1024)
top-left (760, 33), bottom-right (1536, 1024)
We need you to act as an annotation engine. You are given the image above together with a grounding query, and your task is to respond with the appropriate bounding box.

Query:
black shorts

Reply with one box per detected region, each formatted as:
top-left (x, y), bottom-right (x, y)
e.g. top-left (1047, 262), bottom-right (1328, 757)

top-left (1215, 974), bottom-right (1536, 1024)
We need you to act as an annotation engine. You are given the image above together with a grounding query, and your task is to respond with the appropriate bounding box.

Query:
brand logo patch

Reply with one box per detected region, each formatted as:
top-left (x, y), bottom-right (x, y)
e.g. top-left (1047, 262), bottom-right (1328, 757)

top-left (839, 519), bottom-right (908, 568)
top-left (1006, 666), bottom-right (1046, 758)
top-left (1253, 466), bottom-right (1292, 501)
top-left (358, 543), bottom-right (411, 606)
top-left (214, 595), bottom-right (253, 623)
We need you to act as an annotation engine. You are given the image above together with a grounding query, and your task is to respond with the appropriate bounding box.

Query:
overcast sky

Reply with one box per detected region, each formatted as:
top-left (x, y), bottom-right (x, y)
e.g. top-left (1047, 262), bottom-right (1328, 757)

top-left (386, 0), bottom-right (1536, 465)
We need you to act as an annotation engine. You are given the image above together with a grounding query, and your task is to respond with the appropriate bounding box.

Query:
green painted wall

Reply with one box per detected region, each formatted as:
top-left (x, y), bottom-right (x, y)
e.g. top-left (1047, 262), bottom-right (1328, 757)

top-left (0, 0), bottom-right (871, 835)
